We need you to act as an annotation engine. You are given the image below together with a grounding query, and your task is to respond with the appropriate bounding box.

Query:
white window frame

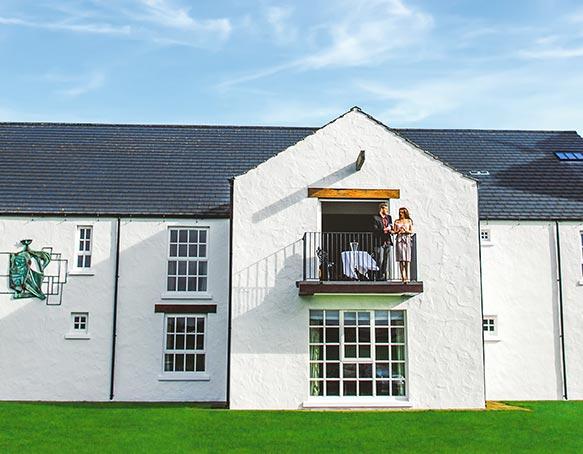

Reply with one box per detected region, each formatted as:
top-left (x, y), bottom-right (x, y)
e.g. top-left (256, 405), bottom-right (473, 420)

top-left (165, 227), bottom-right (209, 297)
top-left (71, 226), bottom-right (94, 275)
top-left (65, 312), bottom-right (90, 339)
top-left (483, 315), bottom-right (499, 342)
top-left (159, 314), bottom-right (209, 381)
top-left (306, 309), bottom-right (408, 407)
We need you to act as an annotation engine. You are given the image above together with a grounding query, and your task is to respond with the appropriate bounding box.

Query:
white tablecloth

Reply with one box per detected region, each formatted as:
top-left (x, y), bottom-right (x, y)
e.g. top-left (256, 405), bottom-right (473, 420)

top-left (341, 251), bottom-right (379, 279)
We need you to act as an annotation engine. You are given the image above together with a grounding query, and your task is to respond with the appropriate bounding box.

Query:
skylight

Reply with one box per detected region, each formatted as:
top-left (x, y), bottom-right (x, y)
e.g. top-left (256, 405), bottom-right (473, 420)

top-left (555, 151), bottom-right (583, 161)
top-left (469, 170), bottom-right (490, 176)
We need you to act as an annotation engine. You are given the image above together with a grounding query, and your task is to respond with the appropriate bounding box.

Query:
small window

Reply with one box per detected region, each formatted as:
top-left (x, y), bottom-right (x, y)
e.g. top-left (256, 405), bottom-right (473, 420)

top-left (72, 313), bottom-right (88, 333)
top-left (480, 229), bottom-right (491, 242)
top-left (76, 226), bottom-right (93, 268)
top-left (167, 228), bottom-right (208, 292)
top-left (163, 315), bottom-right (206, 373)
top-left (483, 317), bottom-right (497, 335)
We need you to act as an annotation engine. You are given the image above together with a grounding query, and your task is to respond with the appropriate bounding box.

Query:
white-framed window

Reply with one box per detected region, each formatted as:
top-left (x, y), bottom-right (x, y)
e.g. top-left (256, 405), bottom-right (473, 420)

top-left (480, 229), bottom-right (491, 242)
top-left (483, 316), bottom-right (497, 335)
top-left (72, 312), bottom-right (88, 333)
top-left (167, 228), bottom-right (208, 292)
top-left (309, 310), bottom-right (407, 398)
top-left (76, 226), bottom-right (93, 268)
top-left (163, 314), bottom-right (206, 373)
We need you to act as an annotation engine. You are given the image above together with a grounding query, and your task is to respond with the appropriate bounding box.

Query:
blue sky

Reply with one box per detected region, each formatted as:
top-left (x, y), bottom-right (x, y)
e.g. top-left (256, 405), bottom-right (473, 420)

top-left (1, 0), bottom-right (583, 130)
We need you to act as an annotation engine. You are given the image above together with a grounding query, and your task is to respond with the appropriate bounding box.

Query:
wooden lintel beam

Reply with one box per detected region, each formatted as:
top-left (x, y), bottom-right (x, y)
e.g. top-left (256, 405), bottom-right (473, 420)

top-left (307, 188), bottom-right (400, 199)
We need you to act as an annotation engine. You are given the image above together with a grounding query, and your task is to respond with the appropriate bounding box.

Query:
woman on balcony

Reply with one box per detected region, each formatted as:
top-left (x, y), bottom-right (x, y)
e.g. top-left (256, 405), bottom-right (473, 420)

top-left (394, 207), bottom-right (413, 283)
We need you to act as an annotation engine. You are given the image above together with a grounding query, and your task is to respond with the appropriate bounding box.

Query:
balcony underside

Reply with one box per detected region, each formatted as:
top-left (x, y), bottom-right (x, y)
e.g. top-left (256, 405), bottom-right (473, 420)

top-left (296, 280), bottom-right (424, 296)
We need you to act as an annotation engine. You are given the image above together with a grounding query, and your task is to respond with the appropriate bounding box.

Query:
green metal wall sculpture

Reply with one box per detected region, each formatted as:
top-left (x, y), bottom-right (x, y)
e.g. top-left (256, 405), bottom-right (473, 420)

top-left (9, 239), bottom-right (52, 300)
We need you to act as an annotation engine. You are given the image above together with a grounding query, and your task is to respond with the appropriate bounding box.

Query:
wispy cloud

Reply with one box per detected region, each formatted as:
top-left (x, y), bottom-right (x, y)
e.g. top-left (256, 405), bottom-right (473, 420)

top-left (220, 0), bottom-right (433, 88)
top-left (43, 71), bottom-right (107, 97)
top-left (265, 6), bottom-right (298, 45)
top-left (520, 46), bottom-right (583, 59)
top-left (0, 1), bottom-right (232, 47)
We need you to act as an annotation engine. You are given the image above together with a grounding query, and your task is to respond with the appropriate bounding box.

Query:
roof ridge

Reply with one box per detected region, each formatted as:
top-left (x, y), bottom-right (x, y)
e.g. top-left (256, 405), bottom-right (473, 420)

top-left (397, 128), bottom-right (578, 134)
top-left (0, 122), bottom-right (319, 130)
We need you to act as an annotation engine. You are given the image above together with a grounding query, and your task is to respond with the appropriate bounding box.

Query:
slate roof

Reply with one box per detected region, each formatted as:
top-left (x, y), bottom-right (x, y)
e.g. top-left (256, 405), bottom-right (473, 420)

top-left (0, 119), bottom-right (582, 220)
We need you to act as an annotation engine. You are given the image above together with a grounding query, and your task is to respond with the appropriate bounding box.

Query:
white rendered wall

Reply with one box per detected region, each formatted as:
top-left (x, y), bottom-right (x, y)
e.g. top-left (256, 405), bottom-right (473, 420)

top-left (0, 217), bottom-right (116, 400)
top-left (113, 218), bottom-right (229, 402)
top-left (481, 221), bottom-right (583, 400)
top-left (0, 217), bottom-right (229, 402)
top-left (230, 110), bottom-right (484, 409)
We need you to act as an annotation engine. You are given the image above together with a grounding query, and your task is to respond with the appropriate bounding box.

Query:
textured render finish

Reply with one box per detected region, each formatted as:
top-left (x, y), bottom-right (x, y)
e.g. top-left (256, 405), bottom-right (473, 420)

top-left (230, 110), bottom-right (485, 409)
top-left (0, 218), bottom-right (116, 400)
top-left (481, 221), bottom-right (583, 400)
top-left (113, 219), bottom-right (229, 402)
top-left (0, 217), bottom-right (229, 402)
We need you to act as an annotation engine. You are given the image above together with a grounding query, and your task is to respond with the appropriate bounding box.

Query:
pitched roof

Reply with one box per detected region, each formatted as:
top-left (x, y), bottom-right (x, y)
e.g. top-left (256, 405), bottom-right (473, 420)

top-left (0, 120), bottom-right (582, 220)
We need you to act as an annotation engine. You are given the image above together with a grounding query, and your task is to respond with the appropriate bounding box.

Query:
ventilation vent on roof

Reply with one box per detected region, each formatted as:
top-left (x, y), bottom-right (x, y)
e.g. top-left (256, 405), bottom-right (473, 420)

top-left (468, 170), bottom-right (490, 176)
top-left (555, 151), bottom-right (583, 160)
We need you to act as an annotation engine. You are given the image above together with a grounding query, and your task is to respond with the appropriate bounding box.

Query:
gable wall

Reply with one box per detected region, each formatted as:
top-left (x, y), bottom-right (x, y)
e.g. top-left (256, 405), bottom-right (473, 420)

top-left (230, 111), bottom-right (484, 409)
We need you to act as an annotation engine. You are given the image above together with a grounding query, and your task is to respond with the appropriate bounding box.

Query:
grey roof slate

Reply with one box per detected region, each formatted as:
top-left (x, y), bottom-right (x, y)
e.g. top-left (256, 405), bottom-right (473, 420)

top-left (0, 117), bottom-right (582, 220)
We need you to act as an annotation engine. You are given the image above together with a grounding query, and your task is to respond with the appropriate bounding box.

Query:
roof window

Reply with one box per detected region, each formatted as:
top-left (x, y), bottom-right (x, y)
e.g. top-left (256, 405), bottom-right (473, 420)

top-left (555, 151), bottom-right (583, 161)
top-left (468, 170), bottom-right (490, 176)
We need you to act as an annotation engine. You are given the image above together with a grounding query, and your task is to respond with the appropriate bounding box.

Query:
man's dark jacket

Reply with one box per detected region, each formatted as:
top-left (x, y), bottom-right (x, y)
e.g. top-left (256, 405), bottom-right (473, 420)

top-left (372, 214), bottom-right (393, 247)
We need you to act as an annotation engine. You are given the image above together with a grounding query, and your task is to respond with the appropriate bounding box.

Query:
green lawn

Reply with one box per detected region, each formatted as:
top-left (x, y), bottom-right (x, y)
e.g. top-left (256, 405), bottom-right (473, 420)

top-left (0, 401), bottom-right (581, 453)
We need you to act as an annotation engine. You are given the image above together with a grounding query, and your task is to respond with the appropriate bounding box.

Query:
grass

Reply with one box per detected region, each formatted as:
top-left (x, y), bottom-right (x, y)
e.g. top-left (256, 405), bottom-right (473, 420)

top-left (0, 401), bottom-right (582, 453)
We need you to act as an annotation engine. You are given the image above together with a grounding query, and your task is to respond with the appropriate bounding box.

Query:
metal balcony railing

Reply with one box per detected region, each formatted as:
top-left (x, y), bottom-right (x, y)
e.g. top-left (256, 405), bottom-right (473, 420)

top-left (302, 232), bottom-right (418, 282)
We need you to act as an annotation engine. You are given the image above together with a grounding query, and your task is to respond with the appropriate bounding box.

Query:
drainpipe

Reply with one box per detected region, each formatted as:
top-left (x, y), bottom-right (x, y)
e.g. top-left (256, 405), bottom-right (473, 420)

top-left (478, 219), bottom-right (487, 404)
top-left (109, 217), bottom-right (121, 400)
top-left (226, 179), bottom-right (235, 408)
top-left (554, 221), bottom-right (568, 400)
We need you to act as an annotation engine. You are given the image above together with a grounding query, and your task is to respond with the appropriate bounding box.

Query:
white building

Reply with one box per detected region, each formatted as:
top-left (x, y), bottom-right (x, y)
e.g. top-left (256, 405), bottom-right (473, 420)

top-left (0, 108), bottom-right (581, 408)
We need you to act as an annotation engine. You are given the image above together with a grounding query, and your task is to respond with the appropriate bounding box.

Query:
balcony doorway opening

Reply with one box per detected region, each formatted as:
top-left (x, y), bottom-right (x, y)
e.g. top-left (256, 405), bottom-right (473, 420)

top-left (321, 201), bottom-right (386, 233)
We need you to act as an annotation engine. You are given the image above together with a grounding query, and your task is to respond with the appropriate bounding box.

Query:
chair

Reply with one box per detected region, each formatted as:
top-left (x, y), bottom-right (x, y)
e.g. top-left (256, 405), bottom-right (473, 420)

top-left (316, 247), bottom-right (334, 281)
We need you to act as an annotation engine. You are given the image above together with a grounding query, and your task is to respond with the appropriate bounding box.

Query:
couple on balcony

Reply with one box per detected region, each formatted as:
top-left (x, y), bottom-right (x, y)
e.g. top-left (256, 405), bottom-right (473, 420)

top-left (372, 202), bottom-right (413, 283)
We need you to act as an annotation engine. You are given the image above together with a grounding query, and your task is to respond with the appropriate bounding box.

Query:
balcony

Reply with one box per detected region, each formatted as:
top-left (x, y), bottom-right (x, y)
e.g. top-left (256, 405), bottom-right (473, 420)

top-left (297, 232), bottom-right (423, 296)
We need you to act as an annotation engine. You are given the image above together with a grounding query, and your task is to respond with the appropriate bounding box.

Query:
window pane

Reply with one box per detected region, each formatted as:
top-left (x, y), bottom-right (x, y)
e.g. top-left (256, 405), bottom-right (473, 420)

top-left (376, 381), bottom-right (390, 396)
top-left (311, 381), bottom-right (323, 396)
top-left (326, 345), bottom-right (339, 360)
top-left (375, 328), bottom-right (389, 343)
top-left (164, 354), bottom-right (174, 372)
top-left (310, 327), bottom-right (323, 343)
top-left (189, 245), bottom-right (198, 257)
top-left (392, 345), bottom-right (405, 361)
top-left (176, 317), bottom-right (186, 333)
top-left (310, 364), bottom-right (323, 379)
top-left (198, 277), bottom-right (207, 292)
top-left (175, 354), bottom-right (184, 371)
top-left (392, 380), bottom-right (406, 396)
top-left (344, 312), bottom-right (356, 326)
top-left (375, 311), bottom-right (389, 326)
top-left (376, 346), bottom-right (389, 360)
top-left (391, 311), bottom-right (405, 326)
top-left (358, 345), bottom-right (371, 358)
top-left (196, 335), bottom-right (204, 350)
top-left (166, 335), bottom-right (174, 349)
top-left (167, 277), bottom-right (176, 291)
top-left (177, 277), bottom-right (187, 291)
top-left (344, 327), bottom-right (356, 343)
top-left (325, 311), bottom-right (339, 326)
top-left (176, 334), bottom-right (185, 349)
top-left (343, 381), bottom-right (357, 396)
top-left (168, 261), bottom-right (177, 275)
top-left (178, 245), bottom-right (188, 257)
top-left (310, 345), bottom-right (323, 361)
top-left (178, 261), bottom-right (187, 275)
top-left (170, 230), bottom-right (178, 242)
top-left (376, 363), bottom-right (390, 379)
top-left (199, 230), bottom-right (207, 242)
top-left (77, 256), bottom-right (84, 268)
top-left (326, 381), bottom-right (340, 396)
top-left (197, 318), bottom-right (205, 332)
top-left (187, 277), bottom-right (197, 291)
top-left (169, 244), bottom-right (177, 257)
top-left (198, 261), bottom-right (208, 276)
top-left (85, 256), bottom-right (91, 267)
top-left (199, 245), bottom-right (207, 257)
top-left (325, 327), bottom-right (339, 343)
top-left (167, 317), bottom-right (175, 333)
top-left (185, 354), bottom-right (195, 371)
top-left (393, 362), bottom-right (405, 378)
top-left (310, 310), bottom-right (324, 326)
top-left (358, 327), bottom-right (370, 343)
top-left (359, 363), bottom-right (373, 379)
top-left (343, 363), bottom-right (357, 378)
top-left (179, 230), bottom-right (188, 242)
top-left (391, 328), bottom-right (405, 344)
top-left (196, 354), bottom-right (205, 372)
top-left (186, 318), bottom-right (196, 333)
top-left (360, 381), bottom-right (373, 396)
top-left (189, 229), bottom-right (198, 242)
top-left (186, 335), bottom-right (195, 350)
top-left (326, 363), bottom-right (340, 378)
top-left (345, 345), bottom-right (357, 358)
top-left (358, 312), bottom-right (370, 325)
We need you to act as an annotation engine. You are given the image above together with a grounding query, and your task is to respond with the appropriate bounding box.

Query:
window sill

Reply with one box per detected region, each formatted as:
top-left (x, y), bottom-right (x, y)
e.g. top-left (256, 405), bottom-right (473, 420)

top-left (484, 336), bottom-right (501, 343)
top-left (577, 278), bottom-right (583, 286)
top-left (69, 269), bottom-right (95, 276)
top-left (480, 242), bottom-right (494, 247)
top-left (303, 397), bottom-right (412, 409)
top-left (64, 333), bottom-right (91, 340)
top-left (158, 373), bottom-right (210, 382)
top-left (161, 292), bottom-right (213, 301)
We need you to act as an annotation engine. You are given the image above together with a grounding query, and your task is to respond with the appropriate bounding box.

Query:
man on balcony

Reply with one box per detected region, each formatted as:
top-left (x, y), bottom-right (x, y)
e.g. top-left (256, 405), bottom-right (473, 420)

top-left (372, 202), bottom-right (393, 280)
